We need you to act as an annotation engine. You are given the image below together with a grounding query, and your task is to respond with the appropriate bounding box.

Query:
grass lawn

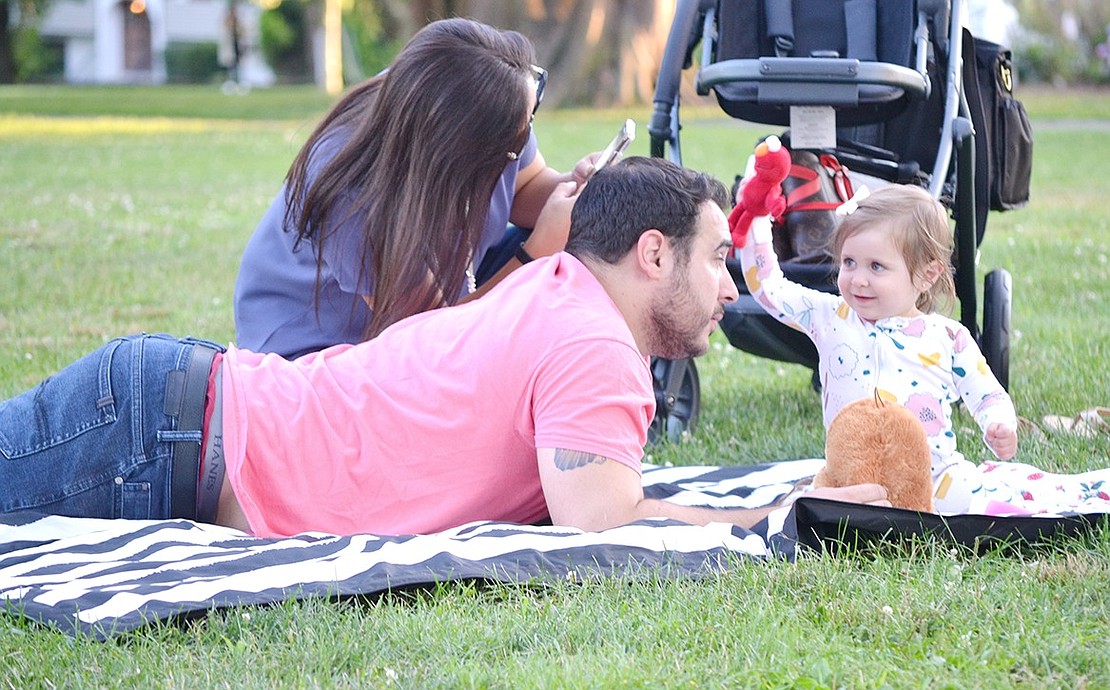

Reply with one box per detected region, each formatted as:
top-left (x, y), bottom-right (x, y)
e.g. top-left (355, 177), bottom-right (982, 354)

top-left (1, 84), bottom-right (1108, 688)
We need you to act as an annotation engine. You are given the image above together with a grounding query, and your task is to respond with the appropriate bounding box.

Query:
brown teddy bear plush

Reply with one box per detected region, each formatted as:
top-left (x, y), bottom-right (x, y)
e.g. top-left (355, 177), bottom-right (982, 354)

top-left (813, 397), bottom-right (936, 512)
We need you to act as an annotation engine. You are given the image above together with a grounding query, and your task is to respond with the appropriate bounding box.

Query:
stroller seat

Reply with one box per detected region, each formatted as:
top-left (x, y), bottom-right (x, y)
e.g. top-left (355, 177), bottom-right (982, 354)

top-left (703, 0), bottom-right (931, 127)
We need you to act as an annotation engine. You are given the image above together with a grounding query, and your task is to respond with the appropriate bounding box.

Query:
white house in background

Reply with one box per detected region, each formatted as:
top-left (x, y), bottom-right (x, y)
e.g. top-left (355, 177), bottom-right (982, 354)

top-left (36, 0), bottom-right (273, 86)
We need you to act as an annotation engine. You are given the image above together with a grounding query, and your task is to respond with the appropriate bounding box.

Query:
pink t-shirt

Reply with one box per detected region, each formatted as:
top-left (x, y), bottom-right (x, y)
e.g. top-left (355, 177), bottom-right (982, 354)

top-left (221, 253), bottom-right (653, 537)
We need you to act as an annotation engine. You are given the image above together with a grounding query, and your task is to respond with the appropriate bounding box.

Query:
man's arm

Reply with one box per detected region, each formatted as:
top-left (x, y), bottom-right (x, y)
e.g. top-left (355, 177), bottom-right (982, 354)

top-left (537, 448), bottom-right (890, 532)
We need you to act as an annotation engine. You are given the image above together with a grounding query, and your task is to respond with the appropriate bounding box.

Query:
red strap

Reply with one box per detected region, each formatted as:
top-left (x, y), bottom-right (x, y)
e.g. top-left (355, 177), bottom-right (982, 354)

top-left (820, 154), bottom-right (854, 202)
top-left (784, 164), bottom-right (823, 208)
top-left (783, 155), bottom-right (855, 215)
top-left (788, 200), bottom-right (843, 212)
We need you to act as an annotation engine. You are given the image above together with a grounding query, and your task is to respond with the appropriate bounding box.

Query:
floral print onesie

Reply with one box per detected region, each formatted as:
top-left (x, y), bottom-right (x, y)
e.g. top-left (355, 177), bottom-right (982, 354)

top-left (740, 220), bottom-right (1030, 513)
top-left (740, 230), bottom-right (1016, 480)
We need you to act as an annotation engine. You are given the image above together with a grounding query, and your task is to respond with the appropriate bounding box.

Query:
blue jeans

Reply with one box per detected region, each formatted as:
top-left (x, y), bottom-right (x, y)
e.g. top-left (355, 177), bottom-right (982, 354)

top-left (0, 334), bottom-right (224, 520)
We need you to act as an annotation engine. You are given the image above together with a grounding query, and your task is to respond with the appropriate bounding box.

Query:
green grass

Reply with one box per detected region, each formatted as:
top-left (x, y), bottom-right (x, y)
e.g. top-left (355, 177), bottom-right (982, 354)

top-left (1, 84), bottom-right (1109, 688)
top-left (0, 84), bottom-right (337, 120)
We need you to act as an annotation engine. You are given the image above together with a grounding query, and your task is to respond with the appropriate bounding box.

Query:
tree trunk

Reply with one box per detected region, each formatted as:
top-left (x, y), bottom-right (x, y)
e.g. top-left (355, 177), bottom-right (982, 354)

top-left (0, 0), bottom-right (17, 83)
top-left (380, 0), bottom-right (679, 108)
top-left (466, 0), bottom-right (677, 108)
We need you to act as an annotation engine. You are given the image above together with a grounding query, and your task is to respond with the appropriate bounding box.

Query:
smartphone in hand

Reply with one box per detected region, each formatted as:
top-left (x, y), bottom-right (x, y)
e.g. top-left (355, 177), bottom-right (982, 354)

top-left (585, 119), bottom-right (635, 182)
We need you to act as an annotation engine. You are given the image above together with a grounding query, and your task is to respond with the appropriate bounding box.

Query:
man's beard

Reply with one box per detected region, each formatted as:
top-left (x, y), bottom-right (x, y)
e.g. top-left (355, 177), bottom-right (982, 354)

top-left (648, 266), bottom-right (715, 360)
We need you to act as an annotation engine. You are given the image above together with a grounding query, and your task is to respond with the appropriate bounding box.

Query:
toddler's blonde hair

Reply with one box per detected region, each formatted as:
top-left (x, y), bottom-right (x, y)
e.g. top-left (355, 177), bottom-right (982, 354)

top-left (832, 185), bottom-right (956, 314)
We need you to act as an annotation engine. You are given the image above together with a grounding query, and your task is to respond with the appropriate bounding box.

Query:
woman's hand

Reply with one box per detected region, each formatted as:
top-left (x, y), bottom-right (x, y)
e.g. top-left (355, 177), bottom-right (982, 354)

top-left (523, 180), bottom-right (581, 258)
top-left (571, 152), bottom-right (604, 189)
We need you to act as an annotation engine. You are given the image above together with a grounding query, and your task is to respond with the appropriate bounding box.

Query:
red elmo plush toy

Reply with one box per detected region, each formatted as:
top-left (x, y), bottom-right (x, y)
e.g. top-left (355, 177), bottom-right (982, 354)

top-left (727, 135), bottom-right (792, 251)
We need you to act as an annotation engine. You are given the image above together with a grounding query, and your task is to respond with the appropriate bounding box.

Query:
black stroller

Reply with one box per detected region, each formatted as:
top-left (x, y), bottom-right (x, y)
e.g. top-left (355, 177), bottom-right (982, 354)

top-left (646, 0), bottom-right (1032, 444)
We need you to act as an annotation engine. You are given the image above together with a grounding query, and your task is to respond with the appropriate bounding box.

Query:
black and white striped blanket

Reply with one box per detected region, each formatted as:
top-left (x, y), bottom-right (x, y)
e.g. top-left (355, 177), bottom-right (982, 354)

top-left (1, 460), bottom-right (1104, 639)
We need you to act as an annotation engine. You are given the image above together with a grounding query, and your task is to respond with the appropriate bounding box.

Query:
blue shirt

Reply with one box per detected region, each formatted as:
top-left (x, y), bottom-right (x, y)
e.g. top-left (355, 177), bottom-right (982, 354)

top-left (233, 130), bottom-right (539, 359)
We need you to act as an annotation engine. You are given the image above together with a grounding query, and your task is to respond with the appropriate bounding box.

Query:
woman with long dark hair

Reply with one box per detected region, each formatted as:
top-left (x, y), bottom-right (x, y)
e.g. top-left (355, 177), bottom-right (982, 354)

top-left (234, 18), bottom-right (593, 357)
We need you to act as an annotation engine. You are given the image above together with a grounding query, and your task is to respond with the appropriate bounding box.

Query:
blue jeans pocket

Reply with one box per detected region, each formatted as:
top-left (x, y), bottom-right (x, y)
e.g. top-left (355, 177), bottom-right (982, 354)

top-left (0, 340), bottom-right (130, 514)
top-left (0, 340), bottom-right (119, 460)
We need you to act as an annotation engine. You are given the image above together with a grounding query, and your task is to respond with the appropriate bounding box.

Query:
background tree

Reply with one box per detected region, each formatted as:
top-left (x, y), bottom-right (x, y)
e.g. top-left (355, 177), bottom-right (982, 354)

top-left (1, 0), bottom-right (56, 83)
top-left (1010, 0), bottom-right (1109, 84)
top-left (379, 0), bottom-right (676, 108)
top-left (0, 1), bottom-right (13, 81)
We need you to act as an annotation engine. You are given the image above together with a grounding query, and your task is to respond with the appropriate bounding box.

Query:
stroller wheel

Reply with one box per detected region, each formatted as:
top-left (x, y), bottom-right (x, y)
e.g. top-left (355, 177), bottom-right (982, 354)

top-left (981, 269), bottom-right (1012, 391)
top-left (648, 357), bottom-right (700, 445)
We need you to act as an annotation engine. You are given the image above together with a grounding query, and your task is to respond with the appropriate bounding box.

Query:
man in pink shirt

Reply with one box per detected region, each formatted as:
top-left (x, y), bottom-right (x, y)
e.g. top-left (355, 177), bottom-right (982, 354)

top-left (0, 158), bottom-right (889, 536)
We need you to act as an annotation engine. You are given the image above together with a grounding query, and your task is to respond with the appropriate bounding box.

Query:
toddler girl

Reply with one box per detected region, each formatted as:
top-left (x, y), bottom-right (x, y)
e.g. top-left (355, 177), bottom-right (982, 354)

top-left (737, 182), bottom-right (1017, 512)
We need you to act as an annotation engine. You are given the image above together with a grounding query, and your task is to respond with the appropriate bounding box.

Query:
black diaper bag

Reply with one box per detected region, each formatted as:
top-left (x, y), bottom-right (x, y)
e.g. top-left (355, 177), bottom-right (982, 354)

top-left (965, 31), bottom-right (1034, 213)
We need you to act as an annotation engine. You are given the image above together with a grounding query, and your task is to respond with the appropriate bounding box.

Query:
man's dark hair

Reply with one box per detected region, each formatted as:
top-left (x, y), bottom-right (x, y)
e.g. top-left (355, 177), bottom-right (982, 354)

top-left (565, 156), bottom-right (729, 265)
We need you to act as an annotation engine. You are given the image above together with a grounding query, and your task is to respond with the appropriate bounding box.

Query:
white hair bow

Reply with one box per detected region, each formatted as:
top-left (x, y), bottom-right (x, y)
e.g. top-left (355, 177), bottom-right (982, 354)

top-left (835, 185), bottom-right (871, 216)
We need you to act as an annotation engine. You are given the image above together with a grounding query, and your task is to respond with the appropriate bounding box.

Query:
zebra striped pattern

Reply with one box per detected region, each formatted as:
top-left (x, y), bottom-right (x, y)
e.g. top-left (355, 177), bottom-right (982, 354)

top-left (3, 459), bottom-right (1101, 639)
top-left (0, 462), bottom-right (818, 639)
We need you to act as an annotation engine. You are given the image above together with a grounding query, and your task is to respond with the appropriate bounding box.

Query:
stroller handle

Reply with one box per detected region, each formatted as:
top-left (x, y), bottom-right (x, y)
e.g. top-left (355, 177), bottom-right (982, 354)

top-left (696, 58), bottom-right (931, 104)
top-left (649, 0), bottom-right (713, 159)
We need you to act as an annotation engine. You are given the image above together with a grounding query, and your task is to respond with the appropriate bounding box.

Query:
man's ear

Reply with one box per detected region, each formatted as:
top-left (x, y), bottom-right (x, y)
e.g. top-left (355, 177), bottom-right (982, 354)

top-left (635, 228), bottom-right (668, 278)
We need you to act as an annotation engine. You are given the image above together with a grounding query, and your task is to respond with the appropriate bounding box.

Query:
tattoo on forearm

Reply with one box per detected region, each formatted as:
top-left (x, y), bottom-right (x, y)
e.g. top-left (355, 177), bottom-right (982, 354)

top-left (553, 449), bottom-right (607, 471)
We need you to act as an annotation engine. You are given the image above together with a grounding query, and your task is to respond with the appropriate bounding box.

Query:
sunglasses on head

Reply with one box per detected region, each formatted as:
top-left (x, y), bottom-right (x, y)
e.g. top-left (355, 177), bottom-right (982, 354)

top-left (509, 66), bottom-right (548, 160)
top-left (530, 65), bottom-right (547, 123)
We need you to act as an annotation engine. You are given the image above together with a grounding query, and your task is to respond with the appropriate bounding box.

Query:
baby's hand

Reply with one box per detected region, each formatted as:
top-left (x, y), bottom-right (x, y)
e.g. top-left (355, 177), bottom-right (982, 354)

top-left (986, 423), bottom-right (1018, 460)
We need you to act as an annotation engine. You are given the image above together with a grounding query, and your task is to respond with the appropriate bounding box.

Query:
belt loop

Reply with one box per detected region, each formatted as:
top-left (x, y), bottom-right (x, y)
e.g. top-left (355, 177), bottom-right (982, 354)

top-left (169, 343), bottom-right (219, 520)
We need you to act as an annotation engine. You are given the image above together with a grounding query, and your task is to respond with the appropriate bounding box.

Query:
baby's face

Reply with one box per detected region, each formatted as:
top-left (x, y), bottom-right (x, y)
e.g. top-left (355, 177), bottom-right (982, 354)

top-left (836, 228), bottom-right (922, 322)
